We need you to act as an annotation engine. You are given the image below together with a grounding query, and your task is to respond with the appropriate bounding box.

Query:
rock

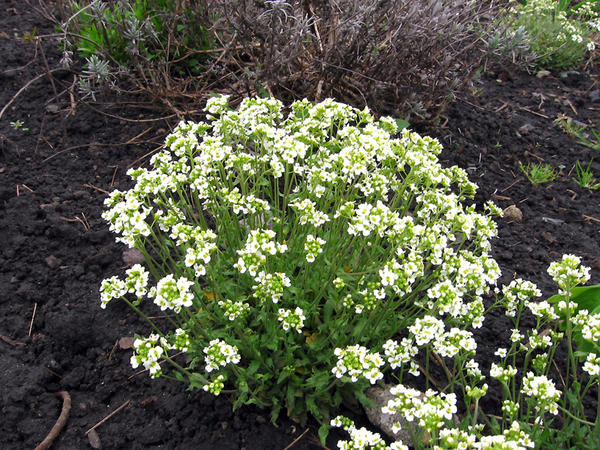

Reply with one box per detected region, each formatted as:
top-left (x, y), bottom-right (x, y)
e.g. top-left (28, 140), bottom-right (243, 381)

top-left (590, 90), bottom-right (600, 103)
top-left (45, 255), bottom-right (62, 269)
top-left (536, 70), bottom-right (551, 78)
top-left (560, 70), bottom-right (583, 86)
top-left (364, 385), bottom-right (414, 445)
top-left (118, 336), bottom-right (135, 349)
top-left (541, 231), bottom-right (556, 243)
top-left (45, 103), bottom-right (60, 113)
top-left (503, 205), bottom-right (522, 222)
top-left (541, 216), bottom-right (564, 225)
top-left (518, 123), bottom-right (535, 135)
top-left (122, 248), bottom-right (145, 266)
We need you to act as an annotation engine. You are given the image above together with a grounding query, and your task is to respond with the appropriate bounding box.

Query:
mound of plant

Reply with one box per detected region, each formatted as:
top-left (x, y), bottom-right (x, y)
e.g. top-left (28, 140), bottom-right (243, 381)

top-left (507, 0), bottom-right (600, 70)
top-left (100, 96), bottom-right (504, 435)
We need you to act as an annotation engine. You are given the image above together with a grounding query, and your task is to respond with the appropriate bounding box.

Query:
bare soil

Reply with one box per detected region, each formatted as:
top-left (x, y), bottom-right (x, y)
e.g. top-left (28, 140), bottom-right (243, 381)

top-left (1, 1), bottom-right (599, 448)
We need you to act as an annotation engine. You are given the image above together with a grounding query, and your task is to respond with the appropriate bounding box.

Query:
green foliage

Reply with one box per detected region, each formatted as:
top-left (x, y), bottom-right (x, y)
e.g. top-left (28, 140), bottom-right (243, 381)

top-left (519, 161), bottom-right (558, 185)
top-left (576, 127), bottom-right (600, 151)
top-left (9, 120), bottom-right (28, 131)
top-left (61, 0), bottom-right (214, 95)
top-left (574, 160), bottom-right (600, 190)
top-left (508, 0), bottom-right (600, 70)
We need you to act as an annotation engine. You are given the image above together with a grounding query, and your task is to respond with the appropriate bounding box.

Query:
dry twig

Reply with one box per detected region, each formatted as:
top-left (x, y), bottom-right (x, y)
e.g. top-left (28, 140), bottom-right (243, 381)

top-left (85, 400), bottom-right (131, 435)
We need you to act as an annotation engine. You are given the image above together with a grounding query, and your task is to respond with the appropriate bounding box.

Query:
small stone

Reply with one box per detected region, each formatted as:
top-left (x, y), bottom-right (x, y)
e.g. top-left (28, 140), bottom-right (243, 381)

top-left (45, 103), bottom-right (60, 113)
top-left (72, 190), bottom-right (90, 199)
top-left (45, 255), bottom-right (62, 269)
top-left (118, 337), bottom-right (135, 350)
top-left (503, 205), bottom-right (523, 222)
top-left (590, 90), bottom-right (600, 103)
top-left (518, 123), bottom-right (535, 135)
top-left (88, 429), bottom-right (102, 449)
top-left (536, 70), bottom-right (551, 78)
top-left (122, 248), bottom-right (145, 267)
top-left (560, 70), bottom-right (580, 79)
top-left (541, 231), bottom-right (556, 243)
top-left (541, 216), bottom-right (564, 225)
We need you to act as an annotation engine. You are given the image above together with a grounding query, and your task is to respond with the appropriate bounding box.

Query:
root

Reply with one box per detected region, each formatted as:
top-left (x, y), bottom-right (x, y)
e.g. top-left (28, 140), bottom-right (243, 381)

top-left (35, 391), bottom-right (71, 450)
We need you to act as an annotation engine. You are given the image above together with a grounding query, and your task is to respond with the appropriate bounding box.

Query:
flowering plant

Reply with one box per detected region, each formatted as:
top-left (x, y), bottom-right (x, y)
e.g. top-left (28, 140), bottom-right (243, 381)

top-left (100, 96), bottom-right (503, 429)
top-left (508, 0), bottom-right (600, 70)
top-left (332, 255), bottom-right (600, 449)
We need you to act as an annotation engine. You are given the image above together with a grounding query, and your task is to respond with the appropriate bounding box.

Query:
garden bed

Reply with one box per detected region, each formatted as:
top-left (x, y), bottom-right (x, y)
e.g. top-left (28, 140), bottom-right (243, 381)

top-left (1, 1), bottom-right (600, 448)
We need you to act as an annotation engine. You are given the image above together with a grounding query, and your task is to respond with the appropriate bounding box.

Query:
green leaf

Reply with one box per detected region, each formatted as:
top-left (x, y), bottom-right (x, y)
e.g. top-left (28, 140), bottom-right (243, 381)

top-left (247, 360), bottom-right (260, 376)
top-left (270, 402), bottom-right (282, 424)
top-left (318, 423), bottom-right (330, 445)
top-left (277, 370), bottom-right (290, 385)
top-left (354, 388), bottom-right (374, 409)
top-left (306, 395), bottom-right (323, 422)
top-left (548, 284), bottom-right (600, 316)
top-left (394, 118), bottom-right (410, 131)
top-left (323, 298), bottom-right (335, 324)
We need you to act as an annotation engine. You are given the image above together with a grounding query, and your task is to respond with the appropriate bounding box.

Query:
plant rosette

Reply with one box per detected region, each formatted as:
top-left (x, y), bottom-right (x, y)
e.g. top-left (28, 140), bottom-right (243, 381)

top-left (100, 96), bottom-right (503, 429)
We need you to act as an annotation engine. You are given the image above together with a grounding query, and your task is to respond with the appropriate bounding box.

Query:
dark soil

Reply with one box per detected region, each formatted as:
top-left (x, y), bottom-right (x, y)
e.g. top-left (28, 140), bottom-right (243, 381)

top-left (1, 1), bottom-right (599, 448)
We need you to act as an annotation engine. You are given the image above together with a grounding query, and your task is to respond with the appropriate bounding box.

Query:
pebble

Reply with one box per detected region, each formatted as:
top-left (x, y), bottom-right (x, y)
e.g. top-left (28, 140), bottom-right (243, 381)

top-left (536, 70), bottom-right (551, 78)
top-left (518, 123), bottom-right (535, 135)
top-left (503, 205), bottom-right (523, 222)
top-left (45, 255), bottom-right (62, 269)
top-left (541, 216), bottom-right (564, 225)
top-left (45, 103), bottom-right (60, 113)
top-left (589, 90), bottom-right (600, 103)
top-left (122, 248), bottom-right (145, 266)
top-left (118, 336), bottom-right (135, 349)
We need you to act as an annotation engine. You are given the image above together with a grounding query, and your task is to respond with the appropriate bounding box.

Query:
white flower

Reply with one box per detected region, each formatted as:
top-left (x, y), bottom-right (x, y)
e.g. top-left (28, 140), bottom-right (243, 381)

top-left (203, 338), bottom-right (241, 372)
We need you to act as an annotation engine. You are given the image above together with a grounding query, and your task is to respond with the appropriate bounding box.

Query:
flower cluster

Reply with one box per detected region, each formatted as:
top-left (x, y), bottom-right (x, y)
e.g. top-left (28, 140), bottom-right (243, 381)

top-left (490, 363), bottom-right (518, 384)
top-left (501, 278), bottom-right (541, 318)
top-left (331, 416), bottom-right (408, 450)
top-left (233, 229), bottom-right (288, 276)
top-left (203, 374), bottom-right (226, 395)
top-left (382, 385), bottom-right (457, 434)
top-left (332, 345), bottom-right (384, 384)
top-left (547, 254), bottom-right (591, 293)
top-left (277, 307), bottom-right (306, 333)
top-left (218, 299), bottom-right (250, 321)
top-left (304, 234), bottom-right (325, 263)
top-left (203, 338), bottom-right (241, 372)
top-left (130, 334), bottom-right (164, 378)
top-left (583, 353), bottom-right (600, 376)
top-left (252, 271), bottom-right (291, 303)
top-left (521, 372), bottom-right (561, 416)
top-left (149, 274), bottom-right (194, 313)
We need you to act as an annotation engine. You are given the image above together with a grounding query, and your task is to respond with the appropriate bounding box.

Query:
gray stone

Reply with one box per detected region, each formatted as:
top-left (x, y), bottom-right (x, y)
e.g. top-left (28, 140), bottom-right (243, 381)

top-left (541, 216), bottom-right (564, 225)
top-left (518, 123), bottom-right (535, 135)
top-left (45, 255), bottom-right (62, 269)
top-left (364, 385), bottom-right (415, 445)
